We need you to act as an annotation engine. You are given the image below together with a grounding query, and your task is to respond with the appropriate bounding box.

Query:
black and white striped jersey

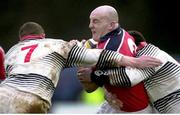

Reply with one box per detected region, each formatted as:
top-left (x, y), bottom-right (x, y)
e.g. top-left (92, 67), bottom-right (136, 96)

top-left (135, 44), bottom-right (180, 99)
top-left (105, 44), bottom-right (180, 113)
top-left (4, 38), bottom-right (71, 105)
top-left (4, 38), bottom-right (123, 105)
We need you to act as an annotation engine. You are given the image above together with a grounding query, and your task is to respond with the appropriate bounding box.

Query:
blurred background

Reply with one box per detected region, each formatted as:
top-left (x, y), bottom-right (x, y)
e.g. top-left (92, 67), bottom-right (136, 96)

top-left (0, 0), bottom-right (179, 113)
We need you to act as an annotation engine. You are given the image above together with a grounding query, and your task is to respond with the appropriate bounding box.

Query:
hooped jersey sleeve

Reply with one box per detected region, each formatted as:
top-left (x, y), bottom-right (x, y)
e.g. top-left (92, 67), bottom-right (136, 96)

top-left (99, 44), bottom-right (180, 88)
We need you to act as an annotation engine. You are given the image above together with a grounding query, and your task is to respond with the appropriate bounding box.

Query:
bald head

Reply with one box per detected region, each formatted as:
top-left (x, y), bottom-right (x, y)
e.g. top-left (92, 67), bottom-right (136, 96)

top-left (91, 5), bottom-right (119, 23)
top-left (89, 5), bottom-right (119, 42)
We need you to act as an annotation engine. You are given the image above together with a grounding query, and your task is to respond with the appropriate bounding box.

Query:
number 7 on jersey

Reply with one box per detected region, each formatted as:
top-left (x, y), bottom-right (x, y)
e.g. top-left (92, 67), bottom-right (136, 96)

top-left (21, 44), bottom-right (38, 63)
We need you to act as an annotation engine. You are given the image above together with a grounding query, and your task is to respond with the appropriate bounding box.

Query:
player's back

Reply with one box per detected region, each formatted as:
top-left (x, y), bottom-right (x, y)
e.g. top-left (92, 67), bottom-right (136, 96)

top-left (5, 39), bottom-right (70, 89)
top-left (4, 38), bottom-right (70, 104)
top-left (5, 38), bottom-right (68, 81)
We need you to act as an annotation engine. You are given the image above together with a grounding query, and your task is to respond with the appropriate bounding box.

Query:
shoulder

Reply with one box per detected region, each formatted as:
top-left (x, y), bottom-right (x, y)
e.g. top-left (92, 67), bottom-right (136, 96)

top-left (43, 38), bottom-right (67, 43)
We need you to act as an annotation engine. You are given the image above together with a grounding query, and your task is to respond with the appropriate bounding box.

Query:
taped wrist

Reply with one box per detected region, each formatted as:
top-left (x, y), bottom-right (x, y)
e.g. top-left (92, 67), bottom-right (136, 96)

top-left (96, 50), bottom-right (122, 69)
top-left (90, 69), bottom-right (110, 87)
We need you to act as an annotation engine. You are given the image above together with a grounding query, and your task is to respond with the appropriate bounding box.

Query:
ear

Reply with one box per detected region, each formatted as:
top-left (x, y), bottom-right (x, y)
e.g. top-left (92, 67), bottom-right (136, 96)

top-left (109, 21), bottom-right (116, 30)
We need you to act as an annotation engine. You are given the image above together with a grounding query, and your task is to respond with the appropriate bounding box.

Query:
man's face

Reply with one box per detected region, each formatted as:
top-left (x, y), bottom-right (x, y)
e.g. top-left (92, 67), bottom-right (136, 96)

top-left (89, 12), bottom-right (111, 42)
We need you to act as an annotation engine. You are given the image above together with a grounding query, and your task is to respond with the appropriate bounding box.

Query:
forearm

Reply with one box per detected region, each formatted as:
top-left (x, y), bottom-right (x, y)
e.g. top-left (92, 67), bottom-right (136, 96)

top-left (66, 45), bottom-right (123, 68)
top-left (107, 67), bottom-right (154, 87)
top-left (66, 45), bottom-right (162, 69)
top-left (120, 56), bottom-right (135, 67)
top-left (121, 55), bottom-right (162, 69)
top-left (91, 67), bottom-right (155, 87)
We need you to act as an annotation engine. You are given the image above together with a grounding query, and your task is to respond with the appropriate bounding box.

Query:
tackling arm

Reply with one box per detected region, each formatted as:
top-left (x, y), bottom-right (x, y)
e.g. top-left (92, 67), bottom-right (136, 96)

top-left (91, 67), bottom-right (155, 87)
top-left (108, 67), bottom-right (155, 87)
top-left (66, 45), bottom-right (162, 69)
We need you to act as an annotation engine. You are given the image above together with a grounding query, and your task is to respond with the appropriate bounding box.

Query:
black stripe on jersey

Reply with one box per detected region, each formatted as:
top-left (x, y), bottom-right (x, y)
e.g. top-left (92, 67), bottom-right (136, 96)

top-left (145, 61), bottom-right (180, 90)
top-left (109, 67), bottom-right (131, 87)
top-left (140, 68), bottom-right (155, 80)
top-left (109, 67), bottom-right (155, 87)
top-left (2, 73), bottom-right (55, 98)
top-left (154, 62), bottom-right (180, 82)
top-left (154, 89), bottom-right (180, 113)
top-left (96, 50), bottom-right (120, 69)
top-left (136, 44), bottom-right (159, 57)
top-left (66, 45), bottom-right (86, 67)
top-left (108, 67), bottom-right (155, 87)
top-left (43, 52), bottom-right (66, 70)
top-left (6, 65), bottom-right (12, 75)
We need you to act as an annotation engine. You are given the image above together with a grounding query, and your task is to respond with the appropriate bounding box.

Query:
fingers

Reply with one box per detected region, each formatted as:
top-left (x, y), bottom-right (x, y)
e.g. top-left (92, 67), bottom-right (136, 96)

top-left (143, 56), bottom-right (162, 63)
top-left (144, 58), bottom-right (161, 65)
top-left (77, 67), bottom-right (92, 82)
top-left (67, 39), bottom-right (77, 46)
top-left (77, 67), bottom-right (92, 75)
top-left (77, 67), bottom-right (86, 73)
top-left (135, 55), bottom-right (163, 68)
top-left (144, 57), bottom-right (162, 67)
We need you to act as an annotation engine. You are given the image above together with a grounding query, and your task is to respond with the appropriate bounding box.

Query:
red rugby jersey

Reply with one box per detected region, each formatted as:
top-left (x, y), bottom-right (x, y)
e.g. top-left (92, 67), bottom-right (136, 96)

top-left (97, 27), bottom-right (149, 112)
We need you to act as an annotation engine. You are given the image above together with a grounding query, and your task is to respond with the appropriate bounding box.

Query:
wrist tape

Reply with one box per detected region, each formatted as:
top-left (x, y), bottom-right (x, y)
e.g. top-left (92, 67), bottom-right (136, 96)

top-left (91, 69), bottom-right (109, 87)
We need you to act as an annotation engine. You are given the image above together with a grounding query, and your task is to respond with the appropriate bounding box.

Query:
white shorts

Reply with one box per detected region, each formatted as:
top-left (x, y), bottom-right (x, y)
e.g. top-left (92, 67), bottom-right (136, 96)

top-left (0, 84), bottom-right (50, 113)
top-left (97, 101), bottom-right (155, 113)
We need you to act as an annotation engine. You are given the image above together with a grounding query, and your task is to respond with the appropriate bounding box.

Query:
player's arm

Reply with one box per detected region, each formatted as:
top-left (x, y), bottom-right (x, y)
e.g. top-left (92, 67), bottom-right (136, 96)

top-left (91, 67), bottom-right (156, 87)
top-left (66, 45), bottom-right (162, 69)
top-left (79, 67), bottom-right (155, 92)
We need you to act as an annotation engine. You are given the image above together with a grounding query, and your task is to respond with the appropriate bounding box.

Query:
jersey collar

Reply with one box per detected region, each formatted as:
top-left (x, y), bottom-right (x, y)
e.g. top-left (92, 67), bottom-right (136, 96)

top-left (99, 27), bottom-right (122, 42)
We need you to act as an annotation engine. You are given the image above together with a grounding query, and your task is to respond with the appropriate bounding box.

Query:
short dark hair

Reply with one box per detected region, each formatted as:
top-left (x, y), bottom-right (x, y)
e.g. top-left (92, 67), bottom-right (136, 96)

top-left (128, 30), bottom-right (146, 45)
top-left (19, 22), bottom-right (45, 37)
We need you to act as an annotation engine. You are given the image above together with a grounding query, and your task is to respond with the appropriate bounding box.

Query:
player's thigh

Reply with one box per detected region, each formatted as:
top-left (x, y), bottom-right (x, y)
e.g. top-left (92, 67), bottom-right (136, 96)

top-left (0, 85), bottom-right (13, 113)
top-left (12, 90), bottom-right (50, 113)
